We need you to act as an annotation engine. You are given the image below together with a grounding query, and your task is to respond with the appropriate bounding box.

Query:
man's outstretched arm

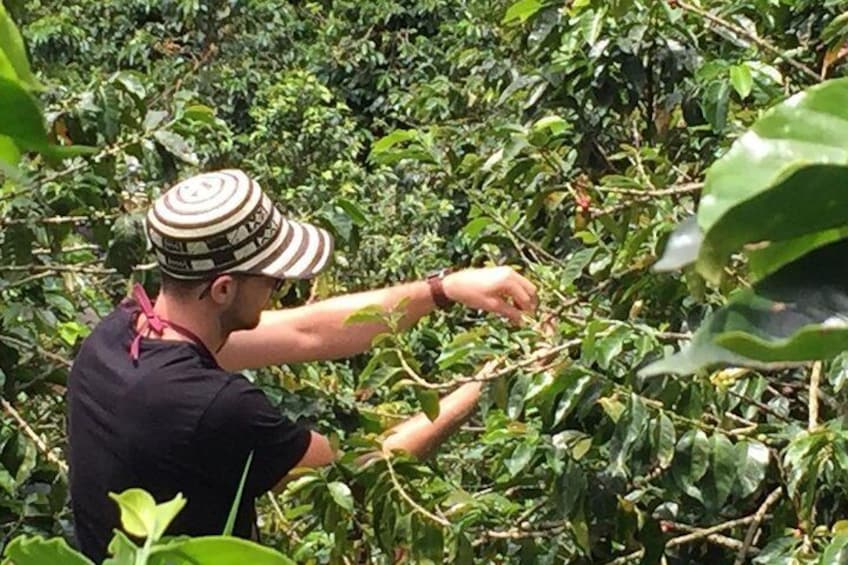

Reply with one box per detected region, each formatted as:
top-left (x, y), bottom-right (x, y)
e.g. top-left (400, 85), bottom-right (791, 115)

top-left (274, 380), bottom-right (483, 493)
top-left (217, 266), bottom-right (537, 371)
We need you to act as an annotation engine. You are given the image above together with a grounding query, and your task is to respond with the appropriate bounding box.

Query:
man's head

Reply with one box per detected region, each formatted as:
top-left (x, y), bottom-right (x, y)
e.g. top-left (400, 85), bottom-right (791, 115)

top-left (146, 169), bottom-right (334, 333)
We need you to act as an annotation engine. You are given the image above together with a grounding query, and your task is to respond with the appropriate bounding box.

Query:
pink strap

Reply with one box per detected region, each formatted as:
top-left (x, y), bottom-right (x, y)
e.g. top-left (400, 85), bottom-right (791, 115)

top-left (129, 283), bottom-right (215, 364)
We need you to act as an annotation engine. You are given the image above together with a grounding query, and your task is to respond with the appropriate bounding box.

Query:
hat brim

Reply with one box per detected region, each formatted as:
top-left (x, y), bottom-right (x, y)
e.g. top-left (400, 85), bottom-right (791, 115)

top-left (246, 216), bottom-right (335, 280)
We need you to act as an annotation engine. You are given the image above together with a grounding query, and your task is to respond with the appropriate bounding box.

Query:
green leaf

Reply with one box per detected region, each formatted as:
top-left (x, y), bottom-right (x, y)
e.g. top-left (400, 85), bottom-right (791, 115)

top-left (0, 134), bottom-right (20, 166)
top-left (653, 216), bottom-right (702, 272)
top-left (502, 0), bottom-right (542, 24)
top-left (821, 534), bottom-right (848, 565)
top-left (702, 80), bottom-right (730, 132)
top-left (672, 430), bottom-right (709, 501)
top-left (149, 536), bottom-right (294, 565)
top-left (729, 64), bottom-right (753, 99)
top-left (505, 442), bottom-right (535, 477)
top-left (103, 531), bottom-right (139, 565)
top-left (696, 78), bottom-right (848, 282)
top-left (154, 130), bottom-right (198, 165)
top-left (370, 129), bottom-right (417, 154)
top-left (344, 305), bottom-right (386, 325)
top-left (557, 458), bottom-right (586, 518)
top-left (734, 440), bottom-right (769, 498)
top-left (0, 77), bottom-right (47, 150)
top-left (705, 434), bottom-right (735, 510)
top-left (462, 216), bottom-right (492, 240)
top-left (144, 110), bottom-right (169, 131)
top-left (182, 104), bottom-right (217, 124)
top-left (643, 240), bottom-right (848, 373)
top-left (0, 2), bottom-right (39, 89)
top-left (412, 519), bottom-right (444, 564)
top-left (747, 226), bottom-right (848, 282)
top-left (2, 535), bottom-right (93, 565)
top-left (453, 531), bottom-right (474, 565)
top-left (109, 489), bottom-right (186, 542)
top-left (109, 489), bottom-right (157, 539)
top-left (607, 395), bottom-right (648, 478)
top-left (111, 71), bottom-right (147, 101)
top-left (327, 481), bottom-right (354, 512)
top-left (416, 388), bottom-right (441, 422)
top-left (653, 413), bottom-right (676, 468)
top-left (562, 247), bottom-right (596, 287)
top-left (223, 451), bottom-right (253, 536)
top-left (336, 198), bottom-right (368, 226)
top-left (0, 47), bottom-right (16, 81)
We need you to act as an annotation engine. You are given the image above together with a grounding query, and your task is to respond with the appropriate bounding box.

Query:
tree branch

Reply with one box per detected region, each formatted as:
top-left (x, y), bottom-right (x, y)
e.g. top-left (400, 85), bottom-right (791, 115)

top-left (606, 514), bottom-right (762, 564)
top-left (733, 487), bottom-right (782, 565)
top-left (676, 1), bottom-right (820, 82)
top-left (1, 398), bottom-right (68, 474)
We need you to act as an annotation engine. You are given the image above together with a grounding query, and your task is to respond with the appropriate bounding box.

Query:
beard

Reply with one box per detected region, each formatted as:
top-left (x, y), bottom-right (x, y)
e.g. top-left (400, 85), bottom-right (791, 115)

top-left (221, 306), bottom-right (262, 334)
top-left (219, 293), bottom-right (264, 334)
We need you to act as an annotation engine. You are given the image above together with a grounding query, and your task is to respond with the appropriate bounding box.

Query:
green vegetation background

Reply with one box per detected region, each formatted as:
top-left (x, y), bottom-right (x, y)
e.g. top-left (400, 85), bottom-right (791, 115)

top-left (2, 0), bottom-right (848, 563)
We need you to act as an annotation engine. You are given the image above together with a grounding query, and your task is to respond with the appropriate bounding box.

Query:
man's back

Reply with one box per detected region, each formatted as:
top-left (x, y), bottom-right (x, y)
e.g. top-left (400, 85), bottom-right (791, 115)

top-left (67, 302), bottom-right (310, 561)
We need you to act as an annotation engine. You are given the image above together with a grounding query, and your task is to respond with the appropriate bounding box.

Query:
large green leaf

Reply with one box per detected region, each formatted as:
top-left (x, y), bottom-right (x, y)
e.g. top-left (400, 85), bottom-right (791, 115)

top-left (734, 440), bottom-right (770, 499)
top-left (0, 134), bottom-right (20, 166)
top-left (0, 2), bottom-right (39, 88)
top-left (149, 536), bottom-right (295, 565)
top-left (654, 78), bottom-right (848, 282)
top-left (109, 489), bottom-right (186, 543)
top-left (0, 77), bottom-right (48, 150)
top-left (643, 239), bottom-right (848, 375)
top-left (2, 535), bottom-right (93, 565)
top-left (103, 531), bottom-right (139, 565)
top-left (0, 48), bottom-right (17, 81)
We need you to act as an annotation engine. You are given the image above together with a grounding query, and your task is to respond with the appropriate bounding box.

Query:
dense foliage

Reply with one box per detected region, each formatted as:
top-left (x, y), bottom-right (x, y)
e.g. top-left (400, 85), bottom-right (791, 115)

top-left (3, 0), bottom-right (848, 563)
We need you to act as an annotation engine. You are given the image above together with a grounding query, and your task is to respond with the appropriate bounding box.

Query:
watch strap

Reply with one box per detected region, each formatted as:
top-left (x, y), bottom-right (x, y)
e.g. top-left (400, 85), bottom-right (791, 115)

top-left (426, 268), bottom-right (453, 310)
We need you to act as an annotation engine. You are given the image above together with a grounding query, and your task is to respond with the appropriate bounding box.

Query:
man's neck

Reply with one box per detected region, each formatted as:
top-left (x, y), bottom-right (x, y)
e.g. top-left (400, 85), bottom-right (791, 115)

top-left (144, 293), bottom-right (227, 355)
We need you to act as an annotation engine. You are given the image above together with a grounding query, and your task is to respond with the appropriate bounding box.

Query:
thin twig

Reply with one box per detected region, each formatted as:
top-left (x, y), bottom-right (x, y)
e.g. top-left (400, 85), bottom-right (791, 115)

top-left (726, 389), bottom-right (791, 423)
top-left (593, 183), bottom-right (703, 197)
top-left (0, 334), bottom-right (72, 368)
top-left (606, 514), bottom-right (761, 564)
top-left (733, 487), bottom-right (782, 565)
top-left (662, 522), bottom-right (753, 552)
top-left (1, 398), bottom-right (68, 474)
top-left (0, 213), bottom-right (120, 227)
top-left (676, 1), bottom-right (820, 82)
top-left (809, 362), bottom-right (822, 430)
top-left (383, 454), bottom-right (450, 527)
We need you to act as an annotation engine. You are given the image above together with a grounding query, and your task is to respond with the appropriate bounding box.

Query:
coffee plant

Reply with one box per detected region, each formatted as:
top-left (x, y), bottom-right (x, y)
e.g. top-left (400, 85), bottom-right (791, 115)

top-left (3, 0), bottom-right (848, 563)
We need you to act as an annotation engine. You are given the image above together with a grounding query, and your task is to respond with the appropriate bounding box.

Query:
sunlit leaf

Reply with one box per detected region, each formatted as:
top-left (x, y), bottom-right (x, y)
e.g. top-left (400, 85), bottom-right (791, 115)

top-left (0, 2), bottom-right (39, 88)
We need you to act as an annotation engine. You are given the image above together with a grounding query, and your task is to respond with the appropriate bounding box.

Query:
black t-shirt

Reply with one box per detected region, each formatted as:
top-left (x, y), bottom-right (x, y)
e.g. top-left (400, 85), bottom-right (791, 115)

top-left (67, 302), bottom-right (311, 562)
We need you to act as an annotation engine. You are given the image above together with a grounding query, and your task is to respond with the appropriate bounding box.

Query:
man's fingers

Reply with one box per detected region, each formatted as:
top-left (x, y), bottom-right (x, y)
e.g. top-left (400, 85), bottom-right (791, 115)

top-left (487, 297), bottom-right (524, 325)
top-left (511, 272), bottom-right (538, 305)
top-left (504, 280), bottom-right (535, 313)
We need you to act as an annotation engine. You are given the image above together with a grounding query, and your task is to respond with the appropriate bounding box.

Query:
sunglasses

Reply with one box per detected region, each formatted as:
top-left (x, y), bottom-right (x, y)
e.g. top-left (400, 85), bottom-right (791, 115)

top-left (197, 273), bottom-right (287, 301)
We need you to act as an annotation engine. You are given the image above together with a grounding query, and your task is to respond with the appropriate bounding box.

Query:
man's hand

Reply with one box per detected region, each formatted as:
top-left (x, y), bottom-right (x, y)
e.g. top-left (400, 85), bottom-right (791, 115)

top-left (443, 266), bottom-right (538, 325)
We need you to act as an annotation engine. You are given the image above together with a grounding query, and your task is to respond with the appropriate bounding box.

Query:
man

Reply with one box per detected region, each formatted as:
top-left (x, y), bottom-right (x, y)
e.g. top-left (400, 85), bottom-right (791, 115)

top-left (67, 169), bottom-right (538, 561)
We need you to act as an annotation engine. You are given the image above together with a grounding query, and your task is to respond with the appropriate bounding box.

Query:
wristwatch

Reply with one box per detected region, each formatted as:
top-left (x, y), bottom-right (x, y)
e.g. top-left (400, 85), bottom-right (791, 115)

top-left (426, 268), bottom-right (454, 310)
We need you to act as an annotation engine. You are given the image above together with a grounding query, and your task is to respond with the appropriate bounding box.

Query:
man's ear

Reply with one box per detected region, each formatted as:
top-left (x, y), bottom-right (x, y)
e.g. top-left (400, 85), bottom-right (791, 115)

top-left (208, 275), bottom-right (238, 306)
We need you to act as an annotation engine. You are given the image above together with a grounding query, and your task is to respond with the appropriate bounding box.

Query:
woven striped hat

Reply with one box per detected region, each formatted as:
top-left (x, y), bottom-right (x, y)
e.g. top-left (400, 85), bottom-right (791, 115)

top-left (146, 169), bottom-right (334, 281)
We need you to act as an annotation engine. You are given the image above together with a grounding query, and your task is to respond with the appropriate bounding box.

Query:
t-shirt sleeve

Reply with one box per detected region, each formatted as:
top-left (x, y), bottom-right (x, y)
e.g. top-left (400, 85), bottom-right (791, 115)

top-left (196, 375), bottom-right (312, 497)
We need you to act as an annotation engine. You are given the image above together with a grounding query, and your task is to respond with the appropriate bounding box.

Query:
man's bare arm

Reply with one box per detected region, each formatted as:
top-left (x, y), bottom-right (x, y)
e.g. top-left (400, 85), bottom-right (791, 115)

top-left (218, 280), bottom-right (435, 371)
top-left (272, 381), bottom-right (482, 492)
top-left (218, 267), bottom-right (537, 371)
